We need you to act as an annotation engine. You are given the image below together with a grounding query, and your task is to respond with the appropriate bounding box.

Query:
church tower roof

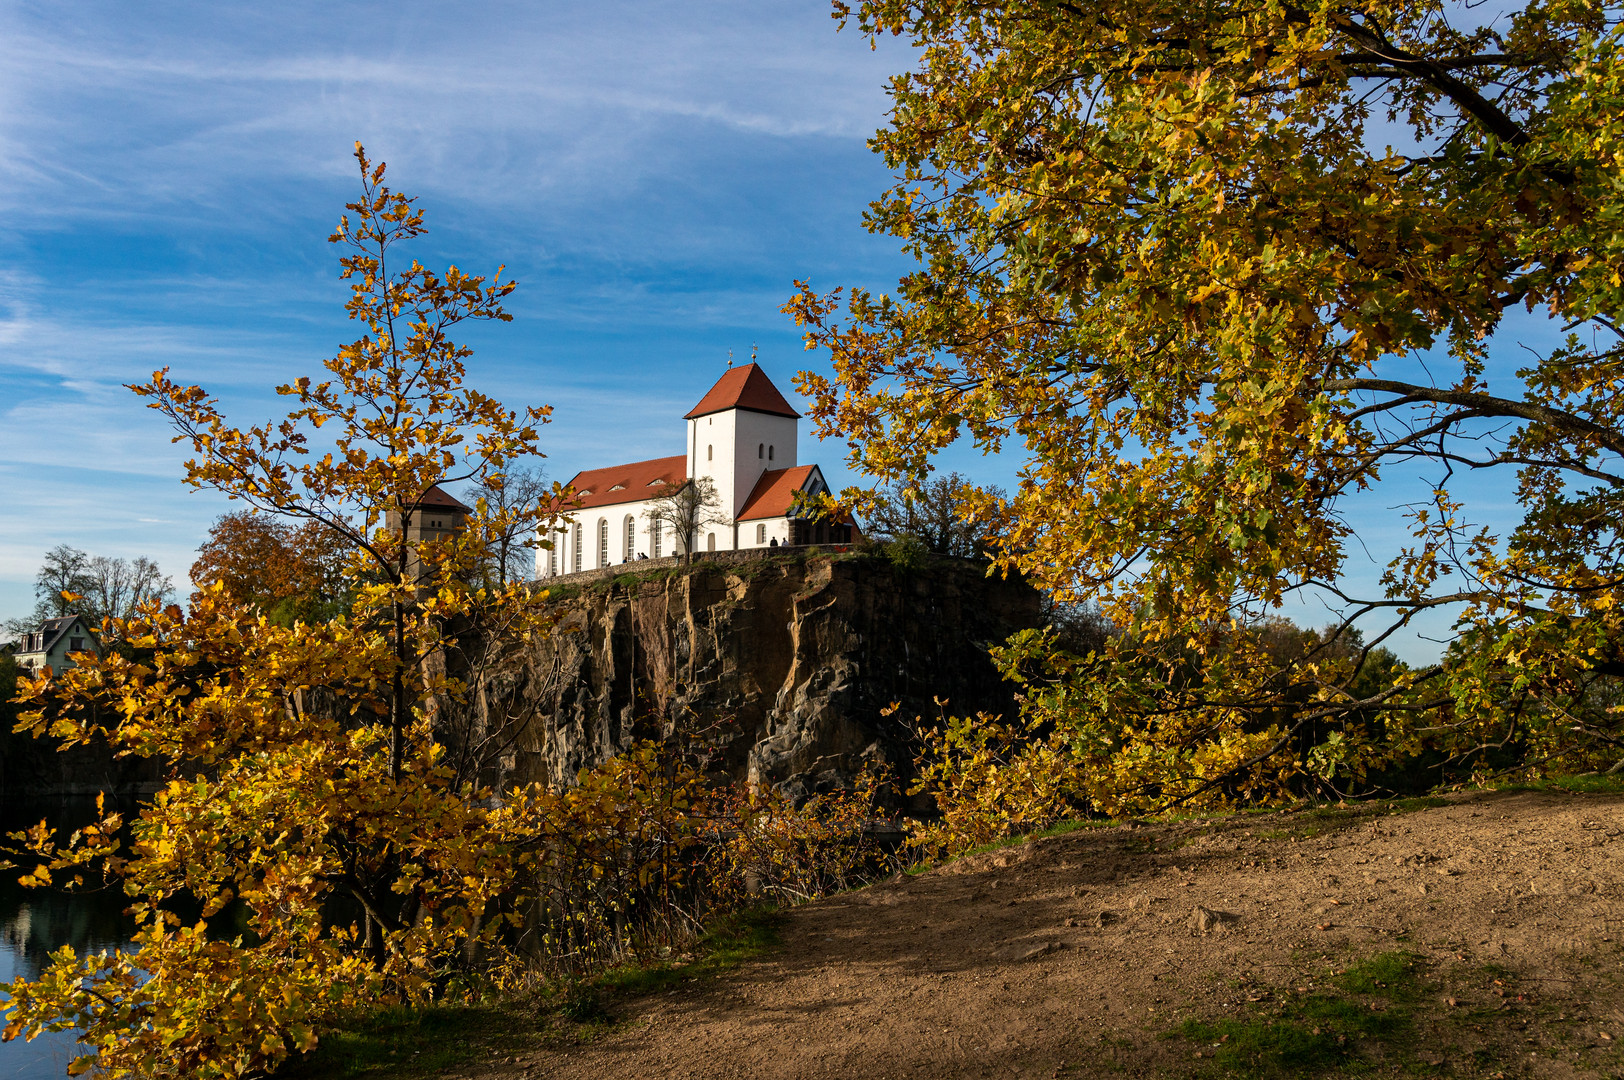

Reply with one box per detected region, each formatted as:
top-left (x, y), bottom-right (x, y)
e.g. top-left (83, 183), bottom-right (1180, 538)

top-left (684, 363), bottom-right (801, 421)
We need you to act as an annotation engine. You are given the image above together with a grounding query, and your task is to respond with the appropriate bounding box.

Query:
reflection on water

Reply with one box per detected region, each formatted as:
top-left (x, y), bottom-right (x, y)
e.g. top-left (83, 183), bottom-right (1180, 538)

top-left (1, 800), bottom-right (137, 1080)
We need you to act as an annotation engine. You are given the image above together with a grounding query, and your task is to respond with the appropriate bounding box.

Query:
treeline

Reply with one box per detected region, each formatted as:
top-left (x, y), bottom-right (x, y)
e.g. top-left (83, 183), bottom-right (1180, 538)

top-left (4, 545), bottom-right (173, 639)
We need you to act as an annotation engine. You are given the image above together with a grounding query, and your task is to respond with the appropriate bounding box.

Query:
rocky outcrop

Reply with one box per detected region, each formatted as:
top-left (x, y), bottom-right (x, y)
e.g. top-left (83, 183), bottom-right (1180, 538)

top-left (485, 552), bottom-right (1042, 803)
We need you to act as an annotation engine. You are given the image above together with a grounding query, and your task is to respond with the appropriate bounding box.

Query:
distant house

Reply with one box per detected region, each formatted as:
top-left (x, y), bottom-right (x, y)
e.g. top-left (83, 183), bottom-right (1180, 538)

top-left (14, 615), bottom-right (99, 674)
top-left (537, 364), bottom-right (854, 577)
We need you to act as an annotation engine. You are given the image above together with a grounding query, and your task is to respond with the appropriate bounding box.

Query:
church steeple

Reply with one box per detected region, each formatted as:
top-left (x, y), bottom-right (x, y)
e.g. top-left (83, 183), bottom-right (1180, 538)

top-left (684, 363), bottom-right (801, 421)
top-left (685, 364), bottom-right (800, 527)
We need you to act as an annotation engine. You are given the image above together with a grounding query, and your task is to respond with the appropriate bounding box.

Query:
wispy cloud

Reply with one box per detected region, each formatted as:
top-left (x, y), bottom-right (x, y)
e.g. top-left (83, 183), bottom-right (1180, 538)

top-left (0, 2), bottom-right (905, 220)
top-left (0, 1), bottom-right (911, 624)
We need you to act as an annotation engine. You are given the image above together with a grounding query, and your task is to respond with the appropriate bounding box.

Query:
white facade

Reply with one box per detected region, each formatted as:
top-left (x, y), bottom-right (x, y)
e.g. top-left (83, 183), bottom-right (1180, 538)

top-left (538, 494), bottom-right (693, 576)
top-left (537, 365), bottom-right (831, 578)
top-left (686, 407), bottom-right (798, 525)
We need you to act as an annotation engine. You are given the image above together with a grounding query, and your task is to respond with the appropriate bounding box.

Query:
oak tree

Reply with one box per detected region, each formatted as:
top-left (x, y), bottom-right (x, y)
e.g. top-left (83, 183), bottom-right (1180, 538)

top-left (790, 0), bottom-right (1624, 808)
top-left (190, 512), bottom-right (351, 624)
top-left (864, 471), bottom-right (1006, 558)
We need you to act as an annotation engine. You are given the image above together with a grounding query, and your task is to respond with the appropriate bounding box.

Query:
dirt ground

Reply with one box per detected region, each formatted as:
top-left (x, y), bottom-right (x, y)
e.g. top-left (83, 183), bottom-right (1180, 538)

top-left (455, 789), bottom-right (1624, 1079)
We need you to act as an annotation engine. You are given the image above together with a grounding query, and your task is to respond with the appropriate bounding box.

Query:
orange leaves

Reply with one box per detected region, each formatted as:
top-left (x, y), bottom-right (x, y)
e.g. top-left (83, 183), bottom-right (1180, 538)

top-left (1, 150), bottom-right (577, 1079)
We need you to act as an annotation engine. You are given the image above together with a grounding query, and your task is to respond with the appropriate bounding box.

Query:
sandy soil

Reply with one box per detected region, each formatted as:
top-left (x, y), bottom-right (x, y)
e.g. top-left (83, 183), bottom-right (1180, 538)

top-left (456, 790), bottom-right (1624, 1079)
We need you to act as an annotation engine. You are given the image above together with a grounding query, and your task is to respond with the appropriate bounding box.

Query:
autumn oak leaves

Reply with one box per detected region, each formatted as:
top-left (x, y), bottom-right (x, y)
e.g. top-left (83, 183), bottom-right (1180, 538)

top-left (4, 0), bottom-right (1624, 1074)
top-left (791, 0), bottom-right (1624, 811)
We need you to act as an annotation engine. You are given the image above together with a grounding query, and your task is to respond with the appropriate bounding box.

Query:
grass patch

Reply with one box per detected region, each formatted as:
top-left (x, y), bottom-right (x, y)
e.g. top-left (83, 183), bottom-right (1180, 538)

top-left (275, 1000), bottom-right (539, 1078)
top-left (1179, 952), bottom-right (1428, 1077)
top-left (281, 909), bottom-right (784, 1078)
top-left (1493, 773), bottom-right (1624, 796)
top-left (592, 907), bottom-right (783, 998)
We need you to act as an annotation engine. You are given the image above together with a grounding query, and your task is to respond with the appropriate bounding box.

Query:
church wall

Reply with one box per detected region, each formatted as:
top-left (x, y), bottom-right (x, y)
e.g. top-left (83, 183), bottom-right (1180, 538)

top-left (687, 410), bottom-right (739, 521)
top-left (540, 493), bottom-right (700, 577)
top-left (729, 409), bottom-right (798, 518)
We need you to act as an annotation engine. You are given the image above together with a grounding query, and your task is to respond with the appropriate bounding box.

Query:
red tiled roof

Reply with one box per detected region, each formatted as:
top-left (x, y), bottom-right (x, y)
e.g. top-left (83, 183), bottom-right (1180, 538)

top-left (684, 363), bottom-right (801, 421)
top-left (413, 485), bottom-right (474, 514)
top-left (738, 465), bottom-right (817, 521)
top-left (565, 455), bottom-right (688, 510)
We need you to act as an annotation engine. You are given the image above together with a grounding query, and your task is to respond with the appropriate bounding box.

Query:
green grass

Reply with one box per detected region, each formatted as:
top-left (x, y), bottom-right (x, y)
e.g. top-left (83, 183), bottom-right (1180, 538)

top-left (1179, 952), bottom-right (1428, 1077)
top-left (1491, 773), bottom-right (1624, 795)
top-left (279, 908), bottom-right (784, 1078)
top-left (591, 907), bottom-right (783, 997)
top-left (274, 1000), bottom-right (540, 1078)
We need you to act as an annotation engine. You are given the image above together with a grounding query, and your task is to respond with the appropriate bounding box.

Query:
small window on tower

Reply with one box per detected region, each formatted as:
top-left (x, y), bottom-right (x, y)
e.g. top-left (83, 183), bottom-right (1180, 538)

top-left (758, 443), bottom-right (764, 459)
top-left (768, 445), bottom-right (774, 461)
top-left (707, 444), bottom-right (713, 461)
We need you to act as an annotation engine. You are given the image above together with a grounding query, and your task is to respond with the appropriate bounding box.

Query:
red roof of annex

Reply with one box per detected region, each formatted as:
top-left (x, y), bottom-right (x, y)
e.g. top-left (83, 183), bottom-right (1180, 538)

top-left (737, 465), bottom-right (817, 521)
top-left (684, 363), bottom-right (801, 420)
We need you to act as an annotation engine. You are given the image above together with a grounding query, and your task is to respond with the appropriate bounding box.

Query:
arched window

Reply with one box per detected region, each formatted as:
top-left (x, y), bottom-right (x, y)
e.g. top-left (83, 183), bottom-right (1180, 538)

top-left (768, 445), bottom-right (774, 461)
top-left (707, 444), bottom-right (713, 461)
top-left (624, 515), bottom-right (635, 560)
top-left (572, 523), bottom-right (583, 573)
top-left (707, 533), bottom-right (716, 552)
top-left (548, 541), bottom-right (556, 576)
top-left (597, 518), bottom-right (609, 568)
top-left (758, 443), bottom-right (764, 459)
top-left (756, 523), bottom-right (766, 544)
top-left (652, 518), bottom-right (663, 558)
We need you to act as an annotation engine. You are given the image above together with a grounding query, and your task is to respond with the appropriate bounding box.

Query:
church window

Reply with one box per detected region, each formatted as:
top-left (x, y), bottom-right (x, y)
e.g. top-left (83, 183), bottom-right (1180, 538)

top-left (624, 515), bottom-right (635, 559)
top-left (768, 445), bottom-right (774, 461)
top-left (707, 444), bottom-right (713, 461)
top-left (707, 533), bottom-right (716, 552)
top-left (572, 523), bottom-right (583, 572)
top-left (597, 518), bottom-right (609, 568)
top-left (652, 519), bottom-right (663, 557)
top-left (548, 543), bottom-right (556, 576)
top-left (756, 523), bottom-right (765, 544)
top-left (758, 443), bottom-right (764, 459)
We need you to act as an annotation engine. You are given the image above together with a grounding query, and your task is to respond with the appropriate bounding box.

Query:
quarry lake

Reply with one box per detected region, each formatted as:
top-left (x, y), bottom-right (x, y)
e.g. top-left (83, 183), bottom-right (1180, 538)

top-left (0, 800), bottom-right (135, 1080)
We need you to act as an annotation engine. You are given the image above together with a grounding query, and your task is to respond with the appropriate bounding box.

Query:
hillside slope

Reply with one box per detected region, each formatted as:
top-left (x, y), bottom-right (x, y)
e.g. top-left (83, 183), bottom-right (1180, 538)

top-left (464, 790), bottom-right (1623, 1079)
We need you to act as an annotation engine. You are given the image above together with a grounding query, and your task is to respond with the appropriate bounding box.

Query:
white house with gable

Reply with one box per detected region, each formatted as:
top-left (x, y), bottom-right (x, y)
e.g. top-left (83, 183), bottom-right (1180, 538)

top-left (537, 364), bottom-right (853, 577)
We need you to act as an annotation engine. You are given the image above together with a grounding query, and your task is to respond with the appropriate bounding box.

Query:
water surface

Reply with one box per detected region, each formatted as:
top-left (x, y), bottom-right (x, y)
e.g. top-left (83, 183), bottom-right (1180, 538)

top-left (0, 801), bottom-right (136, 1080)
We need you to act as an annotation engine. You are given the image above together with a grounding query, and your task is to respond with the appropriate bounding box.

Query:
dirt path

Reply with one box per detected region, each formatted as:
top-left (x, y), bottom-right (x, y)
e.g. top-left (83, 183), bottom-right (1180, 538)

top-left (462, 790), bottom-right (1624, 1079)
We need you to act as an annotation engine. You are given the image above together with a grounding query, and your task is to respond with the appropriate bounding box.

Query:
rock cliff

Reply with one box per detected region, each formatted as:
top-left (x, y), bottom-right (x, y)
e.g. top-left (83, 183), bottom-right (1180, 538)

top-left (485, 551), bottom-right (1042, 802)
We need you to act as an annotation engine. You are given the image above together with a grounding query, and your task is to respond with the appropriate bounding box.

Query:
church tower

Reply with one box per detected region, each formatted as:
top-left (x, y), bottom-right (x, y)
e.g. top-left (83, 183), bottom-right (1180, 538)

top-left (684, 363), bottom-right (800, 524)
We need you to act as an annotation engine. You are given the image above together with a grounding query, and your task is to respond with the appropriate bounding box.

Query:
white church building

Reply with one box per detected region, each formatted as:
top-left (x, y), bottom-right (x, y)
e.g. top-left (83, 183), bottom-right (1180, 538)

top-left (537, 364), bottom-right (851, 578)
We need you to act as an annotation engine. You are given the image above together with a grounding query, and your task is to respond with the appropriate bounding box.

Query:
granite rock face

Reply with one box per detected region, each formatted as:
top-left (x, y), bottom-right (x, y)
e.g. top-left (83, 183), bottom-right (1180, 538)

top-left (483, 553), bottom-right (1042, 801)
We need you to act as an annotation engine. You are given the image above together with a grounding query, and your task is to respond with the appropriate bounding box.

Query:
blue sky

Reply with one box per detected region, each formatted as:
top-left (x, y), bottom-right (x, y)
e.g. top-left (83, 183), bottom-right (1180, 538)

top-left (0, 0), bottom-right (927, 621)
top-left (0, 1), bottom-right (1550, 662)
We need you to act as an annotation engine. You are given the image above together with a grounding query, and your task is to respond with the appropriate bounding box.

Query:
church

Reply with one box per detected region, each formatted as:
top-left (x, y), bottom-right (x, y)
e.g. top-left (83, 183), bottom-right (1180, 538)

top-left (536, 363), bottom-right (851, 578)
